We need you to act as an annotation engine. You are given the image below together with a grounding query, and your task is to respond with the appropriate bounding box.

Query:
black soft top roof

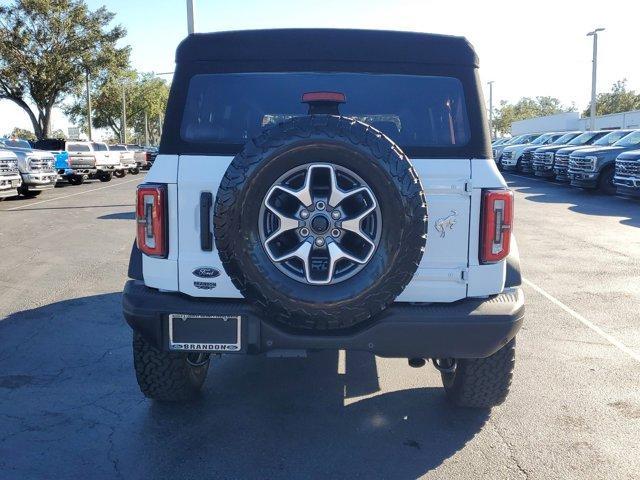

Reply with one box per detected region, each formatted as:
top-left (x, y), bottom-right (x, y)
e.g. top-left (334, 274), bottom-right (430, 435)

top-left (176, 29), bottom-right (479, 68)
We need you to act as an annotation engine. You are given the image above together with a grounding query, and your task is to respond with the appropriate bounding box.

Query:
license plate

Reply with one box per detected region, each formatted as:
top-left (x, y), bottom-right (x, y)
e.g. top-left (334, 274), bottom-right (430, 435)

top-left (11, 180), bottom-right (20, 187)
top-left (168, 314), bottom-right (241, 352)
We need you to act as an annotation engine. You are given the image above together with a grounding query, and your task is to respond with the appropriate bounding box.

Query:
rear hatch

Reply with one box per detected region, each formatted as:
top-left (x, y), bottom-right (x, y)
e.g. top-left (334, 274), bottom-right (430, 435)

top-left (172, 72), bottom-right (476, 302)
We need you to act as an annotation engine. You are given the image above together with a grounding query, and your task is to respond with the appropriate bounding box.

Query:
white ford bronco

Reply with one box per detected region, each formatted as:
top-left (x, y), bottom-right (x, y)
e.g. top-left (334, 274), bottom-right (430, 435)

top-left (123, 29), bottom-right (524, 408)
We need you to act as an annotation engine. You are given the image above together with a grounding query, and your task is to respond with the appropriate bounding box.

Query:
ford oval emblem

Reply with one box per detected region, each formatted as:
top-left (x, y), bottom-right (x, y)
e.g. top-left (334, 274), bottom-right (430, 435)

top-left (192, 267), bottom-right (221, 278)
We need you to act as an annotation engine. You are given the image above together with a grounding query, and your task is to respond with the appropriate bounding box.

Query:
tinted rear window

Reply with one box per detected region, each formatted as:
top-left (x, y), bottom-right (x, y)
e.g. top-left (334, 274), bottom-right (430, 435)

top-left (180, 73), bottom-right (470, 150)
top-left (67, 143), bottom-right (91, 152)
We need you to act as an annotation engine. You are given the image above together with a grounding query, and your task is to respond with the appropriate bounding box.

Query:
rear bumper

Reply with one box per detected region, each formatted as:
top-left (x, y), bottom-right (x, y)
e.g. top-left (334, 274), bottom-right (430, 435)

top-left (122, 280), bottom-right (525, 359)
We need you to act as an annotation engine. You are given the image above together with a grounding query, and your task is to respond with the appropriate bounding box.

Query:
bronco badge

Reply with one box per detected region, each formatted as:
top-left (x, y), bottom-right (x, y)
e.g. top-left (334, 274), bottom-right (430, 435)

top-left (435, 210), bottom-right (457, 238)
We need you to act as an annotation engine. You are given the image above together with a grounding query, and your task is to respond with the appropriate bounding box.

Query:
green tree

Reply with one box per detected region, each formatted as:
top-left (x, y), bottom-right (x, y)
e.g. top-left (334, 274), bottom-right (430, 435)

top-left (583, 79), bottom-right (640, 116)
top-left (51, 129), bottom-right (67, 139)
top-left (66, 71), bottom-right (169, 145)
top-left (0, 0), bottom-right (129, 139)
top-left (493, 96), bottom-right (571, 136)
top-left (7, 127), bottom-right (36, 141)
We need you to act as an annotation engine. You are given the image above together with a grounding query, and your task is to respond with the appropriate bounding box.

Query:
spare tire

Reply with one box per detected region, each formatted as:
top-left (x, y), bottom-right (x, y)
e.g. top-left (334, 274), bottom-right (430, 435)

top-left (214, 115), bottom-right (427, 331)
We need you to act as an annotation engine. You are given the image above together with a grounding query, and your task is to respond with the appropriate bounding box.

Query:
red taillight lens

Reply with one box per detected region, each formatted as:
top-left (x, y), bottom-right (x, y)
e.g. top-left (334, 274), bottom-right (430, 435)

top-left (301, 91), bottom-right (346, 103)
top-left (136, 183), bottom-right (167, 258)
top-left (480, 189), bottom-right (513, 264)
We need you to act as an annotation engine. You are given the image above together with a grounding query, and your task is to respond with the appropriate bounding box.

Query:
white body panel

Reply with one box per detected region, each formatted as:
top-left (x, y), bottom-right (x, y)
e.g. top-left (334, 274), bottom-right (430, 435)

top-left (142, 155), bottom-right (509, 302)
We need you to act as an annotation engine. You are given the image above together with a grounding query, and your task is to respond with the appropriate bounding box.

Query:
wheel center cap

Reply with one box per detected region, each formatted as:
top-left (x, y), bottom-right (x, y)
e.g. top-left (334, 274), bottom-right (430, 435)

top-left (310, 215), bottom-right (330, 234)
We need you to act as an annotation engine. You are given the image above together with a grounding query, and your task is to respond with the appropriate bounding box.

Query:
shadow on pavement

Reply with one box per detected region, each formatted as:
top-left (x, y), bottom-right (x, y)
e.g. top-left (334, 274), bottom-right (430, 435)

top-left (505, 174), bottom-right (640, 228)
top-left (0, 294), bottom-right (489, 479)
top-left (98, 211), bottom-right (135, 220)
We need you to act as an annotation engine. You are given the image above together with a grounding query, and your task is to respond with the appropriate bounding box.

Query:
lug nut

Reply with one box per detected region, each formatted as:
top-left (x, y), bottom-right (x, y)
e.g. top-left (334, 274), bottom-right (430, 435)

top-left (300, 209), bottom-right (310, 219)
top-left (316, 201), bottom-right (326, 211)
top-left (331, 228), bottom-right (341, 238)
top-left (300, 227), bottom-right (310, 237)
top-left (331, 210), bottom-right (341, 220)
top-left (315, 237), bottom-right (325, 247)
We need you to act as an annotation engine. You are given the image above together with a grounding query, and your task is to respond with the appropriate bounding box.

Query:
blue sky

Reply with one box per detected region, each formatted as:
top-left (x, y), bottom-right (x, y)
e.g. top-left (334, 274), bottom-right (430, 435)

top-left (2, 0), bottom-right (639, 137)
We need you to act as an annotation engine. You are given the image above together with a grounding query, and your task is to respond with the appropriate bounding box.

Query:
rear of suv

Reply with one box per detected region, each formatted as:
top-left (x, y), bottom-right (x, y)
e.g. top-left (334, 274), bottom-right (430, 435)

top-left (123, 29), bottom-right (524, 408)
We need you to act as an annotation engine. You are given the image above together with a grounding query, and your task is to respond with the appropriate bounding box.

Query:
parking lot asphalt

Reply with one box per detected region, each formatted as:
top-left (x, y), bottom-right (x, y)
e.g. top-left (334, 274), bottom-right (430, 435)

top-left (0, 173), bottom-right (639, 480)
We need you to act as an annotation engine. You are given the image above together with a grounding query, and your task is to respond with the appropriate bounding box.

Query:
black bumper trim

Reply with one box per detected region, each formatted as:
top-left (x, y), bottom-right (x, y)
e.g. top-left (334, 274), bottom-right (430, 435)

top-left (122, 280), bottom-right (525, 359)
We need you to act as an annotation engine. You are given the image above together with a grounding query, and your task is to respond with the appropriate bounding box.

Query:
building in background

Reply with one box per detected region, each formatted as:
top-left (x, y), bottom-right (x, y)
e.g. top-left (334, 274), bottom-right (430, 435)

top-left (511, 110), bottom-right (640, 135)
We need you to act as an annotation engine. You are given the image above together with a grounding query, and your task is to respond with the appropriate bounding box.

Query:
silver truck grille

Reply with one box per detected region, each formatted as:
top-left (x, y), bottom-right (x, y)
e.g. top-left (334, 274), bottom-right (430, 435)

top-left (28, 158), bottom-right (55, 173)
top-left (0, 160), bottom-right (19, 175)
top-left (532, 152), bottom-right (553, 167)
top-left (568, 156), bottom-right (594, 173)
top-left (555, 154), bottom-right (569, 168)
top-left (502, 151), bottom-right (513, 160)
top-left (615, 159), bottom-right (640, 178)
top-left (521, 151), bottom-right (533, 165)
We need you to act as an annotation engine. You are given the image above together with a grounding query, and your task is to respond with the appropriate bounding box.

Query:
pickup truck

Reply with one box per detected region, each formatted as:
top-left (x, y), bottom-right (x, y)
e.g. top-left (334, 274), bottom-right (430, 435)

top-left (568, 129), bottom-right (640, 194)
top-left (64, 141), bottom-right (99, 184)
top-left (613, 149), bottom-right (640, 197)
top-left (0, 138), bottom-right (57, 196)
top-left (125, 144), bottom-right (148, 172)
top-left (0, 148), bottom-right (22, 198)
top-left (503, 132), bottom-right (565, 173)
top-left (529, 131), bottom-right (585, 177)
top-left (493, 133), bottom-right (540, 166)
top-left (554, 130), bottom-right (634, 182)
top-left (108, 144), bottom-right (137, 177)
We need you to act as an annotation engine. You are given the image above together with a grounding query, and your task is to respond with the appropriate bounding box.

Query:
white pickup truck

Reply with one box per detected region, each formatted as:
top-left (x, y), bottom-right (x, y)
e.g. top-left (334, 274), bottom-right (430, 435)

top-left (0, 138), bottom-right (57, 196)
top-left (0, 148), bottom-right (22, 198)
top-left (108, 144), bottom-right (138, 178)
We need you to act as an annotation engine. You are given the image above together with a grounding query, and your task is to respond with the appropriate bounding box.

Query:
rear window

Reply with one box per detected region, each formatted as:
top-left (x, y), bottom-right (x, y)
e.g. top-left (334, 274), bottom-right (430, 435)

top-left (67, 143), bottom-right (91, 152)
top-left (180, 73), bottom-right (470, 149)
top-left (109, 145), bottom-right (126, 151)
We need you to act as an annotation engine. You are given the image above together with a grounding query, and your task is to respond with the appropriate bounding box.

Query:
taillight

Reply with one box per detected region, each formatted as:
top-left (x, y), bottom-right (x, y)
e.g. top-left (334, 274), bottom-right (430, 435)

top-left (480, 189), bottom-right (513, 264)
top-left (136, 183), bottom-right (168, 258)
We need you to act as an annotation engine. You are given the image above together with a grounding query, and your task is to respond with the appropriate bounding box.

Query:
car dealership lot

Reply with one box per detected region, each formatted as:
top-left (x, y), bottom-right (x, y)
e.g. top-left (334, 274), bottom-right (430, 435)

top-left (0, 174), bottom-right (638, 479)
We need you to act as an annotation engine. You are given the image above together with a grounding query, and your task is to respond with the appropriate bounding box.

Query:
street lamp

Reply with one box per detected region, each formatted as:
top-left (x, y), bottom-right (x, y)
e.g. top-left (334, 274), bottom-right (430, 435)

top-left (186, 0), bottom-right (195, 34)
top-left (587, 28), bottom-right (605, 130)
top-left (487, 81), bottom-right (495, 140)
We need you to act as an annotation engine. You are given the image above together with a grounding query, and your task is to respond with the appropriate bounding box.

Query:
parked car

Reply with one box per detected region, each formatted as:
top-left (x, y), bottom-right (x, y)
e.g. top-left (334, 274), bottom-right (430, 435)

top-left (492, 138), bottom-right (510, 147)
top-left (0, 148), bottom-right (22, 199)
top-left (92, 142), bottom-right (124, 182)
top-left (143, 147), bottom-right (158, 170)
top-left (0, 138), bottom-right (57, 196)
top-left (613, 149), bottom-right (640, 197)
top-left (530, 131), bottom-right (585, 178)
top-left (554, 130), bottom-right (634, 182)
top-left (123, 29), bottom-right (524, 408)
top-left (501, 132), bottom-right (562, 172)
top-left (125, 144), bottom-right (148, 171)
top-left (33, 139), bottom-right (70, 181)
top-left (108, 144), bottom-right (137, 177)
top-left (493, 133), bottom-right (540, 166)
top-left (568, 130), bottom-right (640, 194)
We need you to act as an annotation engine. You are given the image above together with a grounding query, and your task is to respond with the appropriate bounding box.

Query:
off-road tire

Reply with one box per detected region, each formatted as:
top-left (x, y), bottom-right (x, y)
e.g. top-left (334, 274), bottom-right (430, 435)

top-left (114, 170), bottom-right (126, 178)
top-left (98, 172), bottom-right (112, 182)
top-left (17, 186), bottom-right (41, 197)
top-left (129, 167), bottom-right (140, 175)
top-left (68, 175), bottom-right (84, 186)
top-left (214, 115), bottom-right (427, 331)
top-left (597, 166), bottom-right (616, 195)
top-left (441, 339), bottom-right (516, 408)
top-left (132, 331), bottom-right (210, 402)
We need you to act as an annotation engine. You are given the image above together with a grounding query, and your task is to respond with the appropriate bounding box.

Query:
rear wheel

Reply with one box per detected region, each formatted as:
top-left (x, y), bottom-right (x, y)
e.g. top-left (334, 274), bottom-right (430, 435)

top-left (439, 339), bottom-right (516, 408)
top-left (98, 172), bottom-right (112, 182)
top-left (597, 166), bottom-right (616, 195)
top-left (132, 331), bottom-right (210, 402)
top-left (114, 170), bottom-right (126, 178)
top-left (68, 175), bottom-right (84, 186)
top-left (128, 167), bottom-right (140, 175)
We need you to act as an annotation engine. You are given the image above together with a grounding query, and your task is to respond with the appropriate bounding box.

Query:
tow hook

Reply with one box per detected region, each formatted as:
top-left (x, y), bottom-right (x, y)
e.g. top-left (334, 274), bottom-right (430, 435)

top-left (408, 358), bottom-right (426, 368)
top-left (432, 358), bottom-right (457, 374)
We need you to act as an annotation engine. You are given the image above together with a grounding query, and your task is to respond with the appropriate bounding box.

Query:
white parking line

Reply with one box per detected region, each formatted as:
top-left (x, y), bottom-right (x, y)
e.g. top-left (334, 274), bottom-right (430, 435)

top-left (523, 277), bottom-right (640, 363)
top-left (4, 178), bottom-right (140, 211)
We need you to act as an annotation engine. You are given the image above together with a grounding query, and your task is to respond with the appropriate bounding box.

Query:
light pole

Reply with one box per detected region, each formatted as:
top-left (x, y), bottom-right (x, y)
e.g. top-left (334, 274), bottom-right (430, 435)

top-left (487, 80), bottom-right (495, 140)
top-left (587, 28), bottom-right (605, 130)
top-left (85, 67), bottom-right (92, 141)
top-left (186, 0), bottom-right (195, 34)
top-left (121, 84), bottom-right (127, 144)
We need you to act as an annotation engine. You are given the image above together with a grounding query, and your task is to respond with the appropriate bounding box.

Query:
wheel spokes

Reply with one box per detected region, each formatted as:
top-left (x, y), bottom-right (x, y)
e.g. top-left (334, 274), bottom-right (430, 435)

top-left (264, 205), bottom-right (300, 244)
